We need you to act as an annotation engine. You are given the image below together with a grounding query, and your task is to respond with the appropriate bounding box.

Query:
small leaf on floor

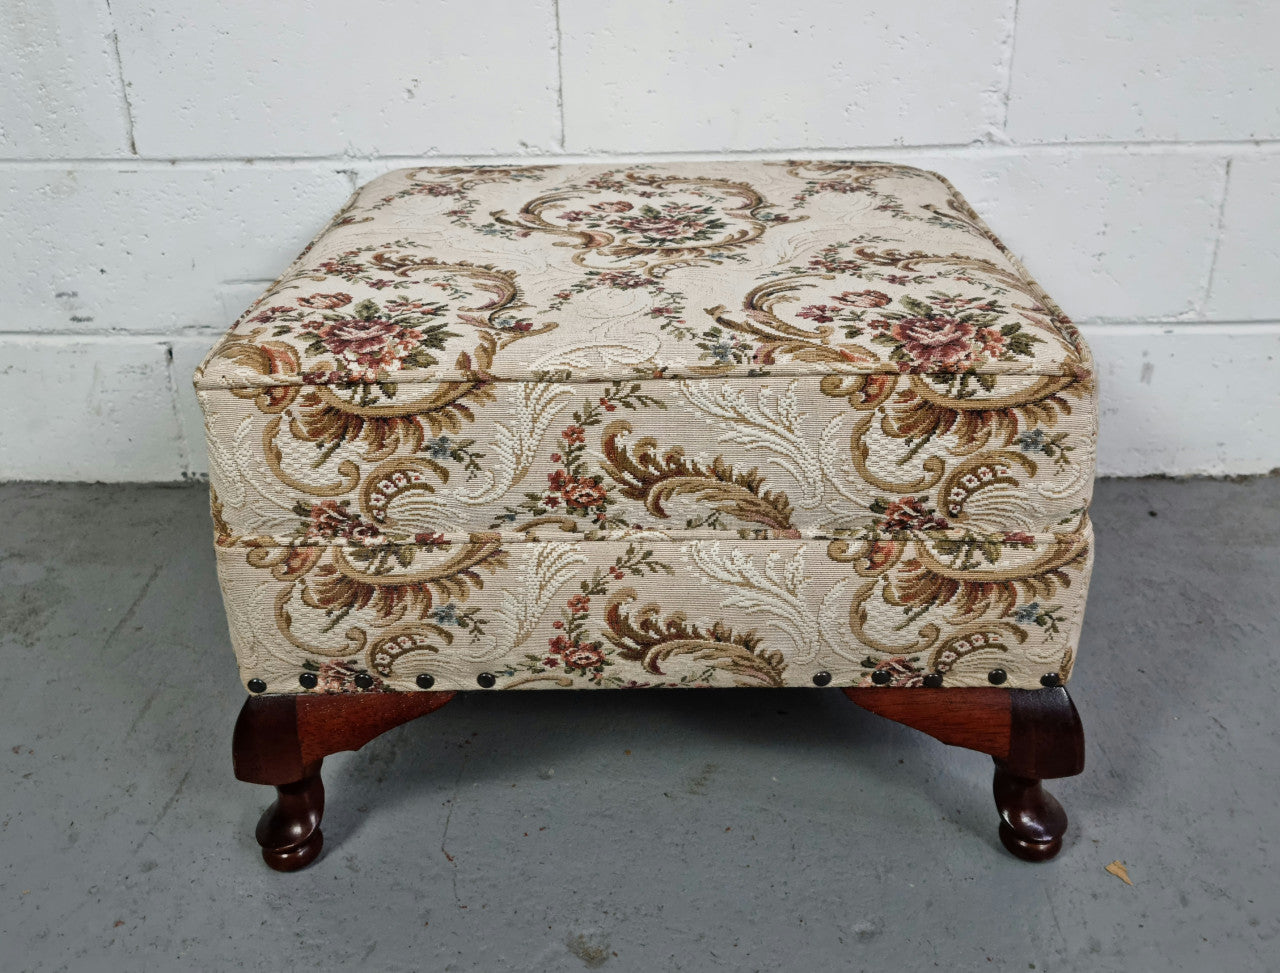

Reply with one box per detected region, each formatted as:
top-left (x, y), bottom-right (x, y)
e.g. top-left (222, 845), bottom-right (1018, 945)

top-left (1105, 860), bottom-right (1134, 885)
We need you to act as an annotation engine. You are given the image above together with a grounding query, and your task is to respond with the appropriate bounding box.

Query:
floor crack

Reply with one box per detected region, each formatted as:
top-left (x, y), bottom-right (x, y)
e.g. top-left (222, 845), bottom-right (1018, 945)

top-left (102, 561), bottom-right (163, 655)
top-left (133, 767), bottom-right (191, 852)
top-left (1042, 885), bottom-right (1069, 959)
top-left (440, 752), bottom-right (469, 909)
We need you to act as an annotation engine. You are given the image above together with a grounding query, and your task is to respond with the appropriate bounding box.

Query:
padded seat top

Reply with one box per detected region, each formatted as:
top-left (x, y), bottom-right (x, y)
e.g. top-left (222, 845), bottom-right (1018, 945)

top-left (196, 162), bottom-right (1098, 693)
top-left (196, 161), bottom-right (1091, 391)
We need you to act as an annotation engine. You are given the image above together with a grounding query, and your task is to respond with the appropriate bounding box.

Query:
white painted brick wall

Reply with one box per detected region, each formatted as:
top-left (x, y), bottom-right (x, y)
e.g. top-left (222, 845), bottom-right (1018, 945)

top-left (559, 0), bottom-right (1014, 150)
top-left (2, 1), bottom-right (1277, 480)
top-left (0, 0), bottom-right (132, 157)
top-left (0, 337), bottom-right (182, 480)
top-left (110, 1), bottom-right (562, 157)
top-left (1006, 1), bottom-right (1280, 142)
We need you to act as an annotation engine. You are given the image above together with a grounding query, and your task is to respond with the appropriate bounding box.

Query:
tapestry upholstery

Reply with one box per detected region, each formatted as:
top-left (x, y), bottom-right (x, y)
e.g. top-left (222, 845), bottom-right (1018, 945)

top-left (195, 162), bottom-right (1096, 694)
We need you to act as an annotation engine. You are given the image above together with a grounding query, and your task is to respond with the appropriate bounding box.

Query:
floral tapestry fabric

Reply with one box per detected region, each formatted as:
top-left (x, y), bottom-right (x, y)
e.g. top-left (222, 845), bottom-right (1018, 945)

top-left (195, 161), bottom-right (1096, 694)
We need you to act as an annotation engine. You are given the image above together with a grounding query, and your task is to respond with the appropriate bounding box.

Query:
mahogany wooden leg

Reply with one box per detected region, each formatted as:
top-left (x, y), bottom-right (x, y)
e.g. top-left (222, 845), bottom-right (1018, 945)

top-left (252, 759), bottom-right (325, 871)
top-left (232, 691), bottom-right (456, 872)
top-left (992, 764), bottom-right (1069, 862)
top-left (843, 686), bottom-right (1085, 862)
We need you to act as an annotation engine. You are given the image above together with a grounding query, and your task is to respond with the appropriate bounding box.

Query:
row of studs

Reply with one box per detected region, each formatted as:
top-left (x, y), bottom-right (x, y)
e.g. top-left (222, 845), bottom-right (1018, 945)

top-left (814, 670), bottom-right (1060, 687)
top-left (246, 672), bottom-right (494, 693)
top-left (247, 669), bottom-right (1063, 693)
top-left (863, 669), bottom-right (1062, 688)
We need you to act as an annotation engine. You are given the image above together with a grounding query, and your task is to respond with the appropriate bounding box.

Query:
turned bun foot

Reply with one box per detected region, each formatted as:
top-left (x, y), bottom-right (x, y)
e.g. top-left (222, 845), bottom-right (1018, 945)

top-left (254, 763), bottom-right (325, 872)
top-left (233, 692), bottom-right (455, 871)
top-left (993, 762), bottom-right (1068, 862)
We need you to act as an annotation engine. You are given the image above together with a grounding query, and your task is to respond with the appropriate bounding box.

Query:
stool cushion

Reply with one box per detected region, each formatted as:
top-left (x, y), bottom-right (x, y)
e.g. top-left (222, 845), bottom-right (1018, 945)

top-left (195, 162), bottom-right (1096, 693)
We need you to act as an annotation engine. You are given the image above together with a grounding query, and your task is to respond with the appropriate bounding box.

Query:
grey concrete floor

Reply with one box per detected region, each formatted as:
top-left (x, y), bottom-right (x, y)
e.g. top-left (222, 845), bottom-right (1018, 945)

top-left (1, 478), bottom-right (1277, 973)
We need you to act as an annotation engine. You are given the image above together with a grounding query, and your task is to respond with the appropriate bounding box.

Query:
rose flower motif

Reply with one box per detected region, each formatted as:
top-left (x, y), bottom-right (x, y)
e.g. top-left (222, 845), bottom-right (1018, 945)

top-left (562, 478), bottom-right (608, 509)
top-left (561, 644), bottom-right (606, 670)
top-left (317, 661), bottom-right (384, 693)
top-left (889, 317), bottom-right (976, 368)
top-left (617, 215), bottom-right (705, 239)
top-left (596, 271), bottom-right (655, 289)
top-left (877, 497), bottom-right (950, 532)
top-left (974, 326), bottom-right (1006, 356)
top-left (547, 470), bottom-right (609, 511)
top-left (417, 182), bottom-right (462, 196)
top-left (316, 317), bottom-right (424, 380)
top-left (591, 200), bottom-right (633, 213)
top-left (297, 292), bottom-right (352, 310)
top-left (864, 657), bottom-right (926, 688)
top-left (249, 304), bottom-right (295, 324)
top-left (304, 500), bottom-right (386, 543)
top-left (563, 476), bottom-right (606, 509)
top-left (797, 305), bottom-right (835, 323)
top-left (835, 289), bottom-right (891, 308)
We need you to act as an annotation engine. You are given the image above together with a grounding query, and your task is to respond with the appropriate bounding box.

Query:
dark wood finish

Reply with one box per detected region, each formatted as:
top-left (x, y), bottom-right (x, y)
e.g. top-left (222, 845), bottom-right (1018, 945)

top-left (233, 691), bottom-right (455, 871)
top-left (1001, 688), bottom-right (1086, 780)
top-left (844, 686), bottom-right (1016, 759)
top-left (992, 765), bottom-right (1068, 862)
top-left (845, 687), bottom-right (1085, 862)
top-left (251, 761), bottom-right (325, 871)
top-left (232, 685), bottom-right (1083, 869)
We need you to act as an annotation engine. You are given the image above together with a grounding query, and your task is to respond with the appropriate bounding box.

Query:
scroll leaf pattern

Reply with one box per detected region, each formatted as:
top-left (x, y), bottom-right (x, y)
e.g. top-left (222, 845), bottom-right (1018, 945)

top-left (600, 420), bottom-right (797, 534)
top-left (604, 590), bottom-right (787, 687)
top-left (198, 162), bottom-right (1096, 692)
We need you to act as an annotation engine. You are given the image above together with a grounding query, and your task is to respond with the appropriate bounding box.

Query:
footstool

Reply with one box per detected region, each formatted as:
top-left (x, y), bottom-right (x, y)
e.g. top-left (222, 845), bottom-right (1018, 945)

top-left (195, 161), bottom-right (1095, 870)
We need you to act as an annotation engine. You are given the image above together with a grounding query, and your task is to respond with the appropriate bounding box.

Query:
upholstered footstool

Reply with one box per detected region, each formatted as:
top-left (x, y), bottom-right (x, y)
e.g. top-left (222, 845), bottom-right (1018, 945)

top-left (195, 161), bottom-right (1095, 870)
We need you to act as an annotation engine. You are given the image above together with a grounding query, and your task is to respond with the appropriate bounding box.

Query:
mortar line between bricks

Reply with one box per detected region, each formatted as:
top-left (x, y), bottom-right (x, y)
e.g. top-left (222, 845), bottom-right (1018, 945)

top-left (162, 341), bottom-right (193, 477)
top-left (103, 0), bottom-right (138, 156)
top-left (996, 0), bottom-right (1021, 138)
top-left (553, 0), bottom-right (566, 151)
top-left (1076, 320), bottom-right (1280, 333)
top-left (1201, 157), bottom-right (1233, 314)
top-left (0, 331), bottom-right (225, 341)
top-left (2, 140), bottom-right (1280, 169)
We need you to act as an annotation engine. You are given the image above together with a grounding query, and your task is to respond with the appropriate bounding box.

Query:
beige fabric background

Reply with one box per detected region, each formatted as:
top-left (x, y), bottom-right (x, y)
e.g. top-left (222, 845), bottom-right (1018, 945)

top-left (196, 162), bottom-right (1096, 693)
